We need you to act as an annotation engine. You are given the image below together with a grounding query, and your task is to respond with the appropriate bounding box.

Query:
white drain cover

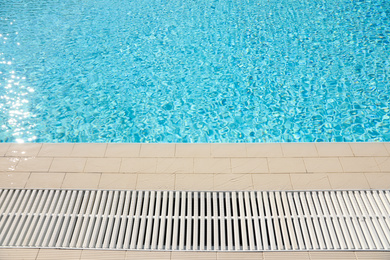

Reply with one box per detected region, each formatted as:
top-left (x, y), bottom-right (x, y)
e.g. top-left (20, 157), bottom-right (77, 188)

top-left (1, 189), bottom-right (390, 251)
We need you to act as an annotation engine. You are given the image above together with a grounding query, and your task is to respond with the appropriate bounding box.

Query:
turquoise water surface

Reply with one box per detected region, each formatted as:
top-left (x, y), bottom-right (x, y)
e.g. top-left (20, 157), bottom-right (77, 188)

top-left (0, 0), bottom-right (389, 142)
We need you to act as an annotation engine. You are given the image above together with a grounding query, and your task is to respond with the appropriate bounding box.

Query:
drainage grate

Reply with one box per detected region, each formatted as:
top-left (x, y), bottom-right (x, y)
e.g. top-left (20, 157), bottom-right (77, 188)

top-left (1, 189), bottom-right (390, 251)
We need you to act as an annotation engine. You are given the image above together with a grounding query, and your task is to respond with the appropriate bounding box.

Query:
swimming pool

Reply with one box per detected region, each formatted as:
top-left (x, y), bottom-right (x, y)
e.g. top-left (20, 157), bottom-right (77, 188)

top-left (0, 0), bottom-right (389, 143)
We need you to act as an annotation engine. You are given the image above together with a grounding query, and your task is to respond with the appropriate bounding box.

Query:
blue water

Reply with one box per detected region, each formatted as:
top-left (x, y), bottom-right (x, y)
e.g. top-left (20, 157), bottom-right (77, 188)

top-left (0, 0), bottom-right (389, 143)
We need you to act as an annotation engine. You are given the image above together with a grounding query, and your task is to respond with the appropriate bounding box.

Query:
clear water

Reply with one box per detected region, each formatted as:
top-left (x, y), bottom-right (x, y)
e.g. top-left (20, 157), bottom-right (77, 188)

top-left (1, 0), bottom-right (389, 143)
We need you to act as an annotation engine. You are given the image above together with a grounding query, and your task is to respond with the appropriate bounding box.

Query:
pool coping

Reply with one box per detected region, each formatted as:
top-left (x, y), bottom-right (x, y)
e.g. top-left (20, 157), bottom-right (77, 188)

top-left (1, 142), bottom-right (390, 191)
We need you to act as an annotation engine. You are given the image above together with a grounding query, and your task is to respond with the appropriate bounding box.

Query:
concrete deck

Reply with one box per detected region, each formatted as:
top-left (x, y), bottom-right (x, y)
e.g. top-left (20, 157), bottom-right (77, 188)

top-left (1, 142), bottom-right (390, 259)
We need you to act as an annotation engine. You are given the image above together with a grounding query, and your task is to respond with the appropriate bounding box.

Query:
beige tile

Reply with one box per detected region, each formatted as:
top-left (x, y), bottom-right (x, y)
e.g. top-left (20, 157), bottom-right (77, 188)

top-left (231, 158), bottom-right (268, 173)
top-left (171, 252), bottom-right (217, 260)
top-left (0, 143), bottom-right (10, 156)
top-left (125, 251), bottom-right (171, 260)
top-left (80, 250), bottom-right (125, 260)
top-left (328, 173), bottom-right (370, 190)
top-left (350, 142), bottom-right (389, 156)
top-left (214, 173), bottom-right (253, 191)
top-left (99, 173), bottom-right (137, 189)
top-left (62, 173), bottom-right (101, 189)
top-left (339, 157), bottom-right (380, 172)
top-left (252, 174), bottom-right (292, 190)
top-left (71, 143), bottom-right (107, 157)
top-left (365, 173), bottom-right (390, 189)
top-left (263, 252), bottom-right (309, 260)
top-left (246, 143), bottom-right (283, 157)
top-left (268, 158), bottom-right (306, 173)
top-left (136, 173), bottom-right (175, 190)
top-left (84, 158), bottom-right (121, 172)
top-left (315, 143), bottom-right (354, 157)
top-left (385, 143), bottom-right (390, 154)
top-left (25, 172), bottom-right (65, 188)
top-left (194, 158), bottom-right (231, 174)
top-left (139, 143), bottom-right (175, 157)
top-left (290, 174), bottom-right (331, 190)
top-left (309, 251), bottom-right (356, 259)
top-left (375, 157), bottom-right (390, 172)
top-left (176, 143), bottom-right (211, 157)
top-left (38, 143), bottom-right (74, 157)
top-left (281, 143), bottom-right (318, 157)
top-left (0, 157), bottom-right (20, 171)
top-left (217, 252), bottom-right (263, 260)
top-left (355, 251), bottom-right (390, 259)
top-left (0, 172), bottom-right (30, 188)
top-left (36, 249), bottom-right (82, 260)
top-left (210, 143), bottom-right (247, 157)
top-left (0, 249), bottom-right (39, 260)
top-left (16, 157), bottom-right (53, 172)
top-left (50, 158), bottom-right (87, 172)
top-left (6, 143), bottom-right (42, 157)
top-left (304, 158), bottom-right (343, 173)
top-left (156, 158), bottom-right (193, 173)
top-left (105, 143), bottom-right (140, 157)
top-left (120, 158), bottom-right (157, 173)
top-left (175, 174), bottom-right (214, 190)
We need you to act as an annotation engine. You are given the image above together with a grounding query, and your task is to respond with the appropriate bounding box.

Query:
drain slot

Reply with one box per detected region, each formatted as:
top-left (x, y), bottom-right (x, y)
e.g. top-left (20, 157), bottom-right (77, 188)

top-left (1, 189), bottom-right (390, 251)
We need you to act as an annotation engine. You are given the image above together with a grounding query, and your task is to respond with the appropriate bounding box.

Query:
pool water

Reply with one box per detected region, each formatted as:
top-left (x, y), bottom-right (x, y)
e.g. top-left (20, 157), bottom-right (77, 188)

top-left (0, 0), bottom-right (389, 143)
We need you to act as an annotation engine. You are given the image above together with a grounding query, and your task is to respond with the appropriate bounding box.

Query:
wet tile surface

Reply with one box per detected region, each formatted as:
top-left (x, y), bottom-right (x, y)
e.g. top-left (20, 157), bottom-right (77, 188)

top-left (0, 172), bottom-right (30, 188)
top-left (0, 143), bottom-right (388, 192)
top-left (6, 143), bottom-right (42, 157)
top-left (25, 172), bottom-right (65, 188)
top-left (16, 157), bottom-right (53, 172)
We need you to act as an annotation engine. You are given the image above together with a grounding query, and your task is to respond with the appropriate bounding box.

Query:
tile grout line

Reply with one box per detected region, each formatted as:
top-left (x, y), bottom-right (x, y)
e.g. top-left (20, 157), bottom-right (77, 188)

top-left (47, 157), bottom-right (54, 174)
top-left (70, 144), bottom-right (77, 158)
top-left (96, 172), bottom-right (103, 189)
top-left (361, 173), bottom-right (372, 190)
top-left (58, 172), bottom-right (67, 190)
top-left (348, 143), bottom-right (356, 157)
top-left (324, 174), bottom-right (333, 190)
top-left (173, 173), bottom-right (177, 190)
top-left (288, 173), bottom-right (295, 191)
top-left (314, 143), bottom-right (319, 158)
top-left (134, 173), bottom-right (140, 190)
top-left (302, 157), bottom-right (309, 173)
top-left (337, 157), bottom-right (345, 173)
top-left (103, 144), bottom-right (109, 157)
top-left (23, 172), bottom-right (32, 189)
top-left (374, 157), bottom-right (384, 173)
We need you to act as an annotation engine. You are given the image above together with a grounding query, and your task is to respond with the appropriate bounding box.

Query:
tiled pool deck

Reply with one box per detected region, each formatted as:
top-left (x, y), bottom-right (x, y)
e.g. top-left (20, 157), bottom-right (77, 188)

top-left (1, 142), bottom-right (390, 259)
